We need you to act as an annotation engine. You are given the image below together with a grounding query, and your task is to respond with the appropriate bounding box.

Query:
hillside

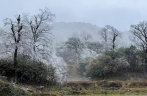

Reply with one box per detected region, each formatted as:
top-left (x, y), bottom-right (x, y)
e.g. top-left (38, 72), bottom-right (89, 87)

top-left (51, 22), bottom-right (132, 46)
top-left (51, 22), bottom-right (100, 42)
top-left (51, 22), bottom-right (132, 81)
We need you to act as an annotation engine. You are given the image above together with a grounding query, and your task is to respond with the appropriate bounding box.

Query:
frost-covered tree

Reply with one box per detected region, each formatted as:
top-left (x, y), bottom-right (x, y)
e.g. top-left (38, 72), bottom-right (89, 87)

top-left (66, 37), bottom-right (85, 55)
top-left (98, 25), bottom-right (121, 50)
top-left (23, 8), bottom-right (55, 62)
top-left (80, 31), bottom-right (93, 42)
top-left (98, 25), bottom-right (110, 50)
top-left (3, 15), bottom-right (24, 82)
top-left (0, 8), bottom-right (55, 83)
top-left (99, 25), bottom-right (110, 43)
top-left (51, 53), bottom-right (68, 84)
top-left (86, 41), bottom-right (104, 54)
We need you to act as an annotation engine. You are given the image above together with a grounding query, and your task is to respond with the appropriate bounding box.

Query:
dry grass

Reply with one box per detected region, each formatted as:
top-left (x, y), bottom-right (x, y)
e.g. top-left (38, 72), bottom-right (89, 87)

top-left (64, 80), bottom-right (147, 95)
top-left (1, 79), bottom-right (147, 96)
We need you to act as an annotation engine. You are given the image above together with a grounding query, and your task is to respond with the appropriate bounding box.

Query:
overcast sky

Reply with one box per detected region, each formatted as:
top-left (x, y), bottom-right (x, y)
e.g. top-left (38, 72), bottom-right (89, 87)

top-left (1, 0), bottom-right (147, 31)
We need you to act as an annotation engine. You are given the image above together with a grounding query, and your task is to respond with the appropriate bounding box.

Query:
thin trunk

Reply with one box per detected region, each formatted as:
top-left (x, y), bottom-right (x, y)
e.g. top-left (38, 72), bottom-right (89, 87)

top-left (145, 49), bottom-right (147, 72)
top-left (112, 42), bottom-right (115, 50)
top-left (33, 31), bottom-right (37, 62)
top-left (14, 46), bottom-right (18, 83)
top-left (33, 44), bottom-right (36, 60)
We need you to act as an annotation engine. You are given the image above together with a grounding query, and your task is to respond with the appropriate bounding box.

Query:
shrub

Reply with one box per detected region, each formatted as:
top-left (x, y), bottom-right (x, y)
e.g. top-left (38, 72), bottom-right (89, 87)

top-left (86, 55), bottom-right (112, 78)
top-left (0, 54), bottom-right (56, 85)
top-left (86, 55), bottom-right (130, 78)
top-left (106, 46), bottom-right (144, 72)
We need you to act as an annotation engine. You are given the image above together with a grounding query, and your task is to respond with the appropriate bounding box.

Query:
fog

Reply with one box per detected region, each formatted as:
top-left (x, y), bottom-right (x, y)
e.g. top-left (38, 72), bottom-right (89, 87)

top-left (1, 0), bottom-right (147, 31)
top-left (51, 22), bottom-right (132, 47)
top-left (0, 0), bottom-right (146, 82)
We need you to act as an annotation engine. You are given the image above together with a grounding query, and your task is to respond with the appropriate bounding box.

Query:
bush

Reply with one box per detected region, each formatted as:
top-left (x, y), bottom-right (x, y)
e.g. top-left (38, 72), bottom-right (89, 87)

top-left (0, 54), bottom-right (56, 85)
top-left (86, 55), bottom-right (130, 78)
top-left (86, 55), bottom-right (112, 78)
top-left (105, 46), bottom-right (144, 72)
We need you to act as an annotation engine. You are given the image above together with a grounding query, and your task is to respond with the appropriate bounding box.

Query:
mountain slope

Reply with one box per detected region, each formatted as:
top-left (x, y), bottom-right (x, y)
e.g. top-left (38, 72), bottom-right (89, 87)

top-left (51, 22), bottom-right (132, 46)
top-left (51, 22), bottom-right (100, 42)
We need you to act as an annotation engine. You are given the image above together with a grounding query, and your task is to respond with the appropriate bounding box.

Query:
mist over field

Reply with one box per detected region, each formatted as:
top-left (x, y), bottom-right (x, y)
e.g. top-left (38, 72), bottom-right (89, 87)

top-left (1, 1), bottom-right (147, 95)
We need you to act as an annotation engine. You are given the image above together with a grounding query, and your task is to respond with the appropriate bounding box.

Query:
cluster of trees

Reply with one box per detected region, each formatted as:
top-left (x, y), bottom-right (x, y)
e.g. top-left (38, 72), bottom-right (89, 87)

top-left (86, 46), bottom-right (146, 79)
top-left (56, 21), bottom-right (147, 79)
top-left (1, 7), bottom-right (147, 83)
top-left (0, 8), bottom-right (56, 84)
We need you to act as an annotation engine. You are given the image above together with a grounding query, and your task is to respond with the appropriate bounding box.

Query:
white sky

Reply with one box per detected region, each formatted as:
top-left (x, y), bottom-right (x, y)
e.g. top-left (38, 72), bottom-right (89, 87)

top-left (0, 0), bottom-right (147, 31)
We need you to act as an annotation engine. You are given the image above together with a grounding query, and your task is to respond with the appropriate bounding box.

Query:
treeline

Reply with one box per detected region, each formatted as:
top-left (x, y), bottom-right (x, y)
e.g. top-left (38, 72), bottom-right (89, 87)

top-left (1, 7), bottom-right (147, 84)
top-left (56, 22), bottom-right (147, 79)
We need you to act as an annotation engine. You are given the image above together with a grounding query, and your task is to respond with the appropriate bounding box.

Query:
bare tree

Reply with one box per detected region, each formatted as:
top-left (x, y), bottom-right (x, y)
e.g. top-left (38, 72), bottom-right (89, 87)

top-left (99, 25), bottom-right (110, 43)
top-left (98, 25), bottom-right (121, 50)
top-left (80, 31), bottom-right (93, 42)
top-left (110, 26), bottom-right (121, 50)
top-left (24, 8), bottom-right (55, 62)
top-left (130, 21), bottom-right (147, 65)
top-left (4, 15), bottom-right (24, 82)
top-left (98, 25), bottom-right (111, 51)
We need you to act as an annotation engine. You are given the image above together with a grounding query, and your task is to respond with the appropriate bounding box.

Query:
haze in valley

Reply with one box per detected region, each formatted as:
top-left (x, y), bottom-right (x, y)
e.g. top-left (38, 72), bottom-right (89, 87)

top-left (0, 0), bottom-right (147, 81)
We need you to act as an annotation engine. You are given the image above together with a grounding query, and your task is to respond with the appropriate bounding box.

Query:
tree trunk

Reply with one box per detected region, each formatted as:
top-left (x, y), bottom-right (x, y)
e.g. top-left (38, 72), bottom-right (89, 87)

top-left (33, 42), bottom-right (36, 63)
top-left (14, 46), bottom-right (18, 83)
top-left (144, 49), bottom-right (147, 72)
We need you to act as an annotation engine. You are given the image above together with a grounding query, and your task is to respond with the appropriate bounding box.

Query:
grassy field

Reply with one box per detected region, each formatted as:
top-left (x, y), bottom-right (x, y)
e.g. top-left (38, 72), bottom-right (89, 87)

top-left (1, 79), bottom-right (147, 96)
top-left (30, 80), bottom-right (147, 96)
